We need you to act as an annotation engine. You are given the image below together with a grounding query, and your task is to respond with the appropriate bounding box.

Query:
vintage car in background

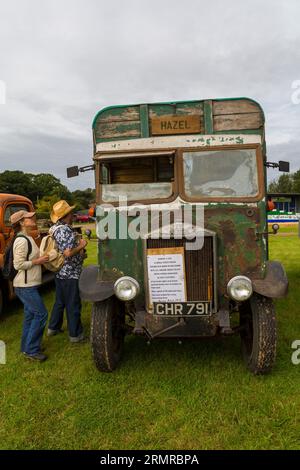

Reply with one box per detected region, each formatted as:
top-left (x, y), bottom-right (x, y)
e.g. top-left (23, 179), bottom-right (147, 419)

top-left (0, 193), bottom-right (53, 315)
top-left (73, 212), bottom-right (90, 223)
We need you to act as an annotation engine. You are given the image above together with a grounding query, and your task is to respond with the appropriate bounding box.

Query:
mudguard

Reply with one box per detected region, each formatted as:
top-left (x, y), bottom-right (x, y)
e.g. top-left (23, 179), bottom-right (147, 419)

top-left (79, 265), bottom-right (114, 302)
top-left (251, 260), bottom-right (288, 299)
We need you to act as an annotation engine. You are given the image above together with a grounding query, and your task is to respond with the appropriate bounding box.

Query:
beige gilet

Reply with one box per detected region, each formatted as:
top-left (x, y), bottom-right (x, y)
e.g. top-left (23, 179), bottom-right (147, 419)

top-left (13, 235), bottom-right (42, 288)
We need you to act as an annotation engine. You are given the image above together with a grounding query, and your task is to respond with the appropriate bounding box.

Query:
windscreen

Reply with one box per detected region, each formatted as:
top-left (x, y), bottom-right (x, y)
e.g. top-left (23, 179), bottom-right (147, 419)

top-left (183, 149), bottom-right (259, 198)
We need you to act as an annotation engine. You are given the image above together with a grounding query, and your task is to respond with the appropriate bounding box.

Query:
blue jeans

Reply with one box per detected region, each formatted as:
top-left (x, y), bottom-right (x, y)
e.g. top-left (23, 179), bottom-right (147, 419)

top-left (49, 278), bottom-right (83, 339)
top-left (15, 286), bottom-right (48, 355)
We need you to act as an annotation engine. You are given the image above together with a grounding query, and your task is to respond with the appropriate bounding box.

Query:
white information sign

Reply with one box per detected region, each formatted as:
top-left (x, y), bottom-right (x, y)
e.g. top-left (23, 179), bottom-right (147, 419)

top-left (147, 247), bottom-right (187, 304)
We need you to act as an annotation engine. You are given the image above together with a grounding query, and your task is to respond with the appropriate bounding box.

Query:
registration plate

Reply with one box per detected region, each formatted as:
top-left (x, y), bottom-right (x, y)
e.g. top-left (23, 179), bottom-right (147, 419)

top-left (153, 302), bottom-right (211, 316)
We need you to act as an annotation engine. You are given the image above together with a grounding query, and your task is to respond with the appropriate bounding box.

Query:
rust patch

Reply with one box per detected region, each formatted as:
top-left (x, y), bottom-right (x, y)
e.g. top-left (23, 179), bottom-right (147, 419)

top-left (104, 249), bottom-right (113, 259)
top-left (220, 219), bottom-right (236, 246)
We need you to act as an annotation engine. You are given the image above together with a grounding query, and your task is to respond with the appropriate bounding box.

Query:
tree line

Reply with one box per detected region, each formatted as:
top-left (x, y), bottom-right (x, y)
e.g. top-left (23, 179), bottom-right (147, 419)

top-left (268, 170), bottom-right (300, 193)
top-left (0, 170), bottom-right (95, 218)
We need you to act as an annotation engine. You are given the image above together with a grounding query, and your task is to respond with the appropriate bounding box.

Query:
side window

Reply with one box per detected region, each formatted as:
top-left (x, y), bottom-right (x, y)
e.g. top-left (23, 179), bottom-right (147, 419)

top-left (4, 205), bottom-right (30, 226)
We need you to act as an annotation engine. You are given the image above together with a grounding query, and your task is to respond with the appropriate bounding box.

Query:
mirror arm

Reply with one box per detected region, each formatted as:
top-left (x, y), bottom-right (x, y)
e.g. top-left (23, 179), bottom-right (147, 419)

top-left (265, 162), bottom-right (279, 169)
top-left (78, 164), bottom-right (95, 173)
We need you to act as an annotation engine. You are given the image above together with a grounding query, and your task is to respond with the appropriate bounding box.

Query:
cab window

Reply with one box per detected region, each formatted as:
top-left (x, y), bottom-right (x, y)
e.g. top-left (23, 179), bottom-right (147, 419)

top-left (100, 155), bottom-right (175, 202)
top-left (4, 204), bottom-right (30, 226)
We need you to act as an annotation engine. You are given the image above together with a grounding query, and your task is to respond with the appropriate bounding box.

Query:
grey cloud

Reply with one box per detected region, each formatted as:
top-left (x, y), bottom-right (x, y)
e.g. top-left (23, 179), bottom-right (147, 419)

top-left (0, 0), bottom-right (300, 189)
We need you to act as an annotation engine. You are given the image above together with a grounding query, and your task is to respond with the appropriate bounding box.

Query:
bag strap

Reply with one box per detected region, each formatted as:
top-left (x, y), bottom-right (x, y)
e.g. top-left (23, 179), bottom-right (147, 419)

top-left (15, 234), bottom-right (32, 284)
top-left (49, 224), bottom-right (65, 236)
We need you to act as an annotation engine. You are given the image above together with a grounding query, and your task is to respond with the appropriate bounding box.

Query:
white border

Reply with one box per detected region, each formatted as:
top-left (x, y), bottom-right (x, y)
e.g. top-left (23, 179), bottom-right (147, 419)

top-left (96, 134), bottom-right (261, 153)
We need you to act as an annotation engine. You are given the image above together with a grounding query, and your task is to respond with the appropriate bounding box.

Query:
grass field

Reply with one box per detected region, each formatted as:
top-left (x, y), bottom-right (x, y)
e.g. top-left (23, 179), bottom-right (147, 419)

top-left (0, 234), bottom-right (299, 450)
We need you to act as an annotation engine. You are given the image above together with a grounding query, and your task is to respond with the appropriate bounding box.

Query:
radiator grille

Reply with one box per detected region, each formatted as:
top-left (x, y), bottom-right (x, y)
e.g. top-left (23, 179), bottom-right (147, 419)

top-left (146, 237), bottom-right (214, 303)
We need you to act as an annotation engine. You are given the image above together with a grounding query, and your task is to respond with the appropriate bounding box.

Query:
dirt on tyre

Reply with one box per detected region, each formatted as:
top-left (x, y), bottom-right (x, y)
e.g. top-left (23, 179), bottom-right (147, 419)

top-left (239, 293), bottom-right (277, 375)
top-left (91, 296), bottom-right (125, 372)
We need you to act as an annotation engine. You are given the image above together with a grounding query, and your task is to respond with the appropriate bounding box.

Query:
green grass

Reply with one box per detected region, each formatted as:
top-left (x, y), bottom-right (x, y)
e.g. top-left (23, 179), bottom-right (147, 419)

top-left (0, 236), bottom-right (299, 450)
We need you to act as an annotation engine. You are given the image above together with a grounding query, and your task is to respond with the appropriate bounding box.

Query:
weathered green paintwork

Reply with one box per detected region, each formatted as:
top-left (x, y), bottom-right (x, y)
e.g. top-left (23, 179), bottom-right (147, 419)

top-left (93, 97), bottom-right (268, 308)
top-left (92, 97), bottom-right (265, 146)
top-left (97, 203), bottom-right (267, 308)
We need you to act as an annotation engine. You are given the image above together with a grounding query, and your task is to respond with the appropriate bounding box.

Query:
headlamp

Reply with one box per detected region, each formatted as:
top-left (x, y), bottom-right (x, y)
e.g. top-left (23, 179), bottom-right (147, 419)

top-left (227, 275), bottom-right (253, 302)
top-left (114, 276), bottom-right (140, 301)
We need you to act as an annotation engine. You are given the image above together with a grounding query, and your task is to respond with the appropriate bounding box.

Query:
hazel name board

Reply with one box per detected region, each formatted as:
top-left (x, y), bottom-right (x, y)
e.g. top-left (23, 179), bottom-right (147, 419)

top-left (151, 115), bottom-right (201, 135)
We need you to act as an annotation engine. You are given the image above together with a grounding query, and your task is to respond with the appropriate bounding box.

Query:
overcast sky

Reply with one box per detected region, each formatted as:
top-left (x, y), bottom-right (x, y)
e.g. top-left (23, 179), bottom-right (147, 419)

top-left (0, 0), bottom-right (299, 190)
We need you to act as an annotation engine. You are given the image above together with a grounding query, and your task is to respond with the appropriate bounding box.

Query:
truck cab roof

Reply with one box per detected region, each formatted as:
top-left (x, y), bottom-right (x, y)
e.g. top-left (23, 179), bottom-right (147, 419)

top-left (0, 194), bottom-right (33, 206)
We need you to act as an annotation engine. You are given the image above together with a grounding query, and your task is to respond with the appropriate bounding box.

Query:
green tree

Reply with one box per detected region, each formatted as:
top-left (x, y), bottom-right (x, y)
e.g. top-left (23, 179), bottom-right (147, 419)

top-left (268, 173), bottom-right (294, 193)
top-left (0, 170), bottom-right (34, 199)
top-left (292, 170), bottom-right (300, 193)
top-left (31, 174), bottom-right (73, 202)
top-left (0, 170), bottom-right (73, 204)
top-left (71, 188), bottom-right (96, 210)
top-left (35, 195), bottom-right (61, 219)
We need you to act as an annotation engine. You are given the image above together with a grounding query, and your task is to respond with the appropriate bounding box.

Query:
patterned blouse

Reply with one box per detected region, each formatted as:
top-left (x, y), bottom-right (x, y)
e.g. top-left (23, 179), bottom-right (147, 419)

top-left (52, 222), bottom-right (83, 280)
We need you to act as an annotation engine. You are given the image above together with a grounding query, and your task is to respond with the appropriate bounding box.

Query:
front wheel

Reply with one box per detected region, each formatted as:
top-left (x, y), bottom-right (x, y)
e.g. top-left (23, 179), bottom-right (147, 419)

top-left (239, 293), bottom-right (277, 375)
top-left (91, 296), bottom-right (125, 372)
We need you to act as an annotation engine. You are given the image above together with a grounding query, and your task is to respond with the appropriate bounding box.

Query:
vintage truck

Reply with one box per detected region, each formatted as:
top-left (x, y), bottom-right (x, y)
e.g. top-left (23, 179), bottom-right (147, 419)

top-left (68, 97), bottom-right (289, 374)
top-left (0, 193), bottom-right (53, 315)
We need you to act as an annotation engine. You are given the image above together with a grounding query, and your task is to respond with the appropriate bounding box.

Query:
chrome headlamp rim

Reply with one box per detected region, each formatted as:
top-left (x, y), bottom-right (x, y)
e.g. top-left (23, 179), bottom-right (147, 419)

top-left (227, 275), bottom-right (253, 302)
top-left (113, 276), bottom-right (140, 301)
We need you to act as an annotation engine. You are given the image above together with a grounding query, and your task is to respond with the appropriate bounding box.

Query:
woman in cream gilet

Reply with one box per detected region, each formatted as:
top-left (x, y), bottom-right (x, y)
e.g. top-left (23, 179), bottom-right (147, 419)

top-left (10, 210), bottom-right (49, 362)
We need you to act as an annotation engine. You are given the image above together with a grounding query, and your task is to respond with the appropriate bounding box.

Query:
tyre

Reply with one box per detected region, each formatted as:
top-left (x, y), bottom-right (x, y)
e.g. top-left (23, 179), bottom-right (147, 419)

top-left (91, 296), bottom-right (125, 372)
top-left (239, 293), bottom-right (277, 375)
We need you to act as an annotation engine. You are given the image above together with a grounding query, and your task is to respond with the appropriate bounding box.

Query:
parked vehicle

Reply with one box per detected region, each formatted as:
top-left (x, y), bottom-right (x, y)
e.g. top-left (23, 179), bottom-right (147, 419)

top-left (73, 212), bottom-right (90, 223)
top-left (68, 97), bottom-right (289, 374)
top-left (0, 194), bottom-right (53, 315)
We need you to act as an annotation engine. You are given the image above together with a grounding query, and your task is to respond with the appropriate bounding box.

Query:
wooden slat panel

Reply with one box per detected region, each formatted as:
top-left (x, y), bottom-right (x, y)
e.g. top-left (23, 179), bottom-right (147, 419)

top-left (213, 113), bottom-right (263, 131)
top-left (110, 158), bottom-right (153, 183)
top-left (149, 102), bottom-right (203, 118)
top-left (98, 106), bottom-right (140, 123)
top-left (175, 103), bottom-right (204, 116)
top-left (96, 120), bottom-right (141, 139)
top-left (112, 169), bottom-right (153, 184)
top-left (109, 156), bottom-right (173, 184)
top-left (213, 99), bottom-right (260, 115)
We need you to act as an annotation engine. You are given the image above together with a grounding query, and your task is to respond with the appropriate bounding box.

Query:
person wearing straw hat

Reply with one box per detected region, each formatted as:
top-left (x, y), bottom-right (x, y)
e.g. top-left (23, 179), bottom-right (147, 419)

top-left (10, 210), bottom-right (49, 362)
top-left (47, 200), bottom-right (88, 342)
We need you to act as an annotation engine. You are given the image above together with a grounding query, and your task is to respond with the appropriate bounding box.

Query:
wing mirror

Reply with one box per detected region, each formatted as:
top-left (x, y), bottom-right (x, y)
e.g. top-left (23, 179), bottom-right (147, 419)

top-left (67, 166), bottom-right (80, 178)
top-left (67, 164), bottom-right (95, 178)
top-left (265, 160), bottom-right (290, 172)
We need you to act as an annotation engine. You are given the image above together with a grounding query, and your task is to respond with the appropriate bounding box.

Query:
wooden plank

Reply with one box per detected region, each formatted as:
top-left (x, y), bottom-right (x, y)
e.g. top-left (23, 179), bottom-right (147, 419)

top-left (96, 120), bottom-right (141, 139)
top-left (97, 106), bottom-right (140, 123)
top-left (173, 102), bottom-right (204, 116)
top-left (213, 99), bottom-right (261, 115)
top-left (151, 115), bottom-right (202, 135)
top-left (213, 113), bottom-right (263, 131)
top-left (149, 103), bottom-right (203, 118)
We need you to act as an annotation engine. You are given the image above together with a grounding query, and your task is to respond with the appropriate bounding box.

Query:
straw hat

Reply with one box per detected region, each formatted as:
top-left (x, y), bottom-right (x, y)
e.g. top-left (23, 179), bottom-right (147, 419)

top-left (10, 210), bottom-right (35, 225)
top-left (50, 200), bottom-right (76, 223)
